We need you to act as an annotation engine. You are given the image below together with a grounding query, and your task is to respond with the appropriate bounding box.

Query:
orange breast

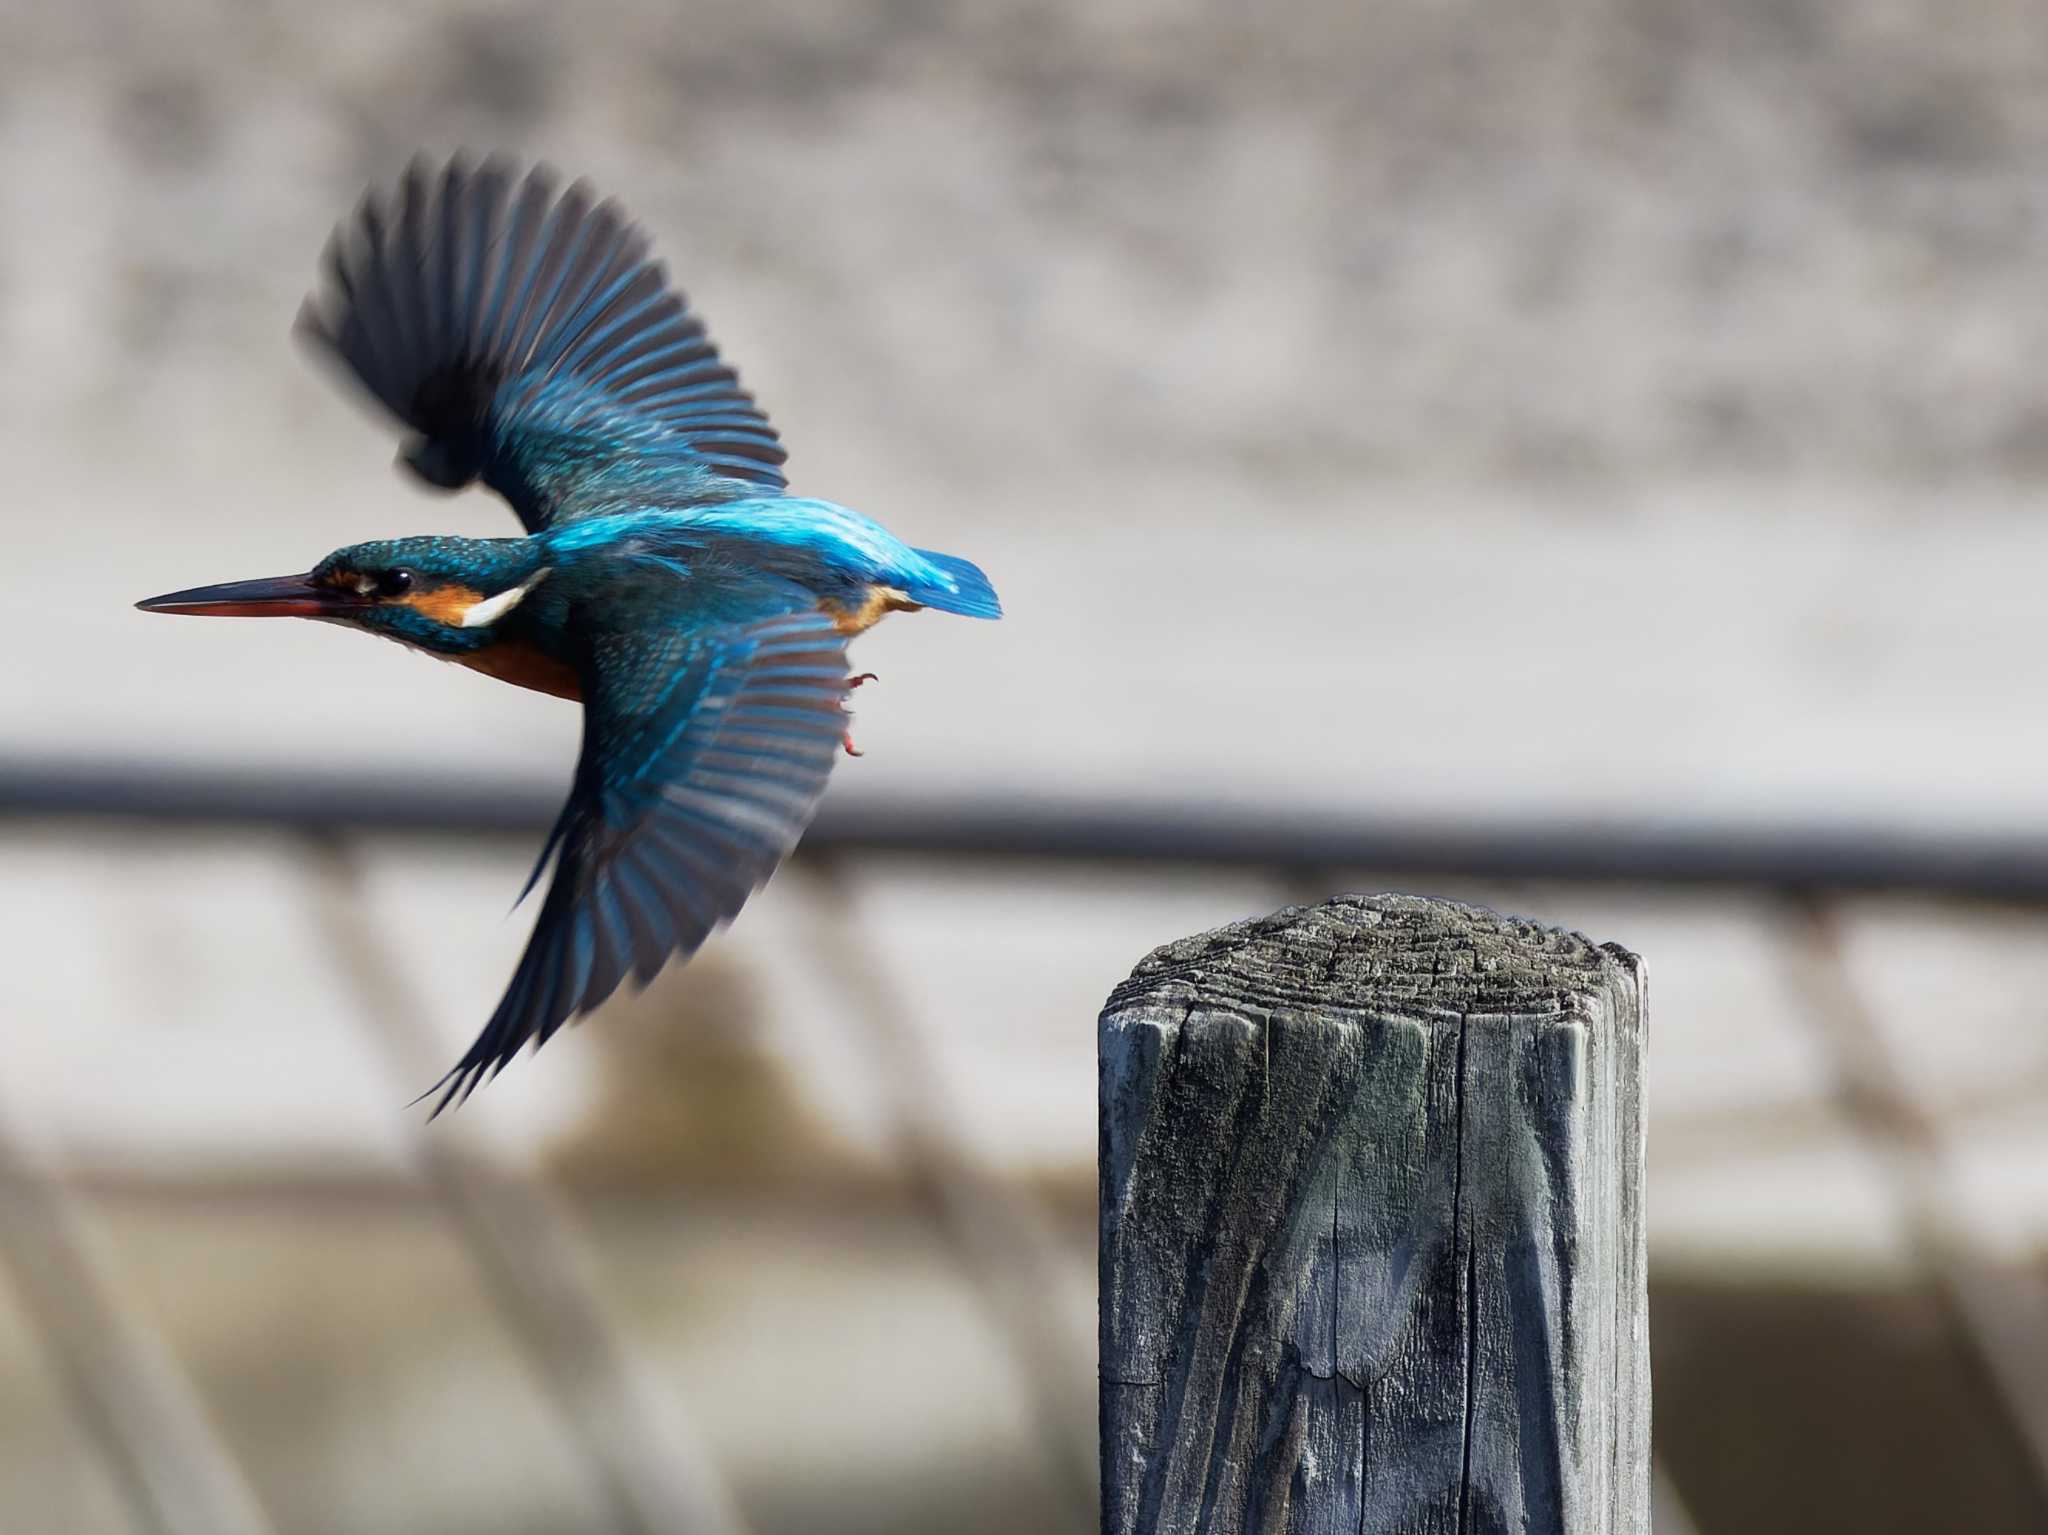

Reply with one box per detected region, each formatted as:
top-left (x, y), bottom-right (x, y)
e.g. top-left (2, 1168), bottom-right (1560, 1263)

top-left (454, 637), bottom-right (582, 700)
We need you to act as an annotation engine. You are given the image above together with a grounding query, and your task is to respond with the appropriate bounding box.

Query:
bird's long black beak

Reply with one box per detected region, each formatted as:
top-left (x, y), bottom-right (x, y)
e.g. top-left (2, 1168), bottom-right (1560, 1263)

top-left (135, 572), bottom-right (361, 619)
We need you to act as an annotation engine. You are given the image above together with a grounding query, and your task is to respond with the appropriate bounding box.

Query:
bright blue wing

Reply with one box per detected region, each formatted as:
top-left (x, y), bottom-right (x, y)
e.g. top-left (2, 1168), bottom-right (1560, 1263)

top-left (427, 610), bottom-right (849, 1113)
top-left (297, 154), bottom-right (787, 532)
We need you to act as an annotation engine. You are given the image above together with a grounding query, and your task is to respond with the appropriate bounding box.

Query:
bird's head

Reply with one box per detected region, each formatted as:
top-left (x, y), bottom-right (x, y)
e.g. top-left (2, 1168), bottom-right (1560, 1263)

top-left (137, 536), bottom-right (553, 655)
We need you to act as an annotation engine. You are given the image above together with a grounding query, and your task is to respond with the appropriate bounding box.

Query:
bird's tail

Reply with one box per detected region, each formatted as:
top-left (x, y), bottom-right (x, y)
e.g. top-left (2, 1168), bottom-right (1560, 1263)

top-left (907, 549), bottom-right (1003, 620)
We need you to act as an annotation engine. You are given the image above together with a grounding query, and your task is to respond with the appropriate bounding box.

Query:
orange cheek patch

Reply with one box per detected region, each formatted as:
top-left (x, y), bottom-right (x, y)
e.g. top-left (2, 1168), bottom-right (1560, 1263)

top-left (398, 584), bottom-right (486, 625)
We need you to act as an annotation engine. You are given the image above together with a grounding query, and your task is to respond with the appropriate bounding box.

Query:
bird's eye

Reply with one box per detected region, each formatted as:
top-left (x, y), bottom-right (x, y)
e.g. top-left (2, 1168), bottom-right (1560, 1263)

top-left (375, 568), bottom-right (416, 598)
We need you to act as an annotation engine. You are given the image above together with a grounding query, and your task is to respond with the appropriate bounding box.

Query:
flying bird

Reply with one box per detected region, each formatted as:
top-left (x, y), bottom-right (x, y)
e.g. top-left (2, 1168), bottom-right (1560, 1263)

top-left (137, 155), bottom-right (1001, 1112)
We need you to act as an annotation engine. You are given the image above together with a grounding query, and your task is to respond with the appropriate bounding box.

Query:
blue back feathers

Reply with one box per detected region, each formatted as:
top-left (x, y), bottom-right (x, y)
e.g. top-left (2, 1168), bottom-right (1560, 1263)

top-left (540, 500), bottom-right (1002, 621)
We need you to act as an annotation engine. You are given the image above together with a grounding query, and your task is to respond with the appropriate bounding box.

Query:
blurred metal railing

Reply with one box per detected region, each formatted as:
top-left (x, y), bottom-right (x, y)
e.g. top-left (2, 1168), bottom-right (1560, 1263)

top-left (5, 756), bottom-right (2048, 1533)
top-left (1785, 897), bottom-right (2048, 1496)
top-left (308, 836), bottom-right (750, 1535)
top-left (11, 756), bottom-right (2048, 898)
top-left (0, 1099), bottom-right (276, 1535)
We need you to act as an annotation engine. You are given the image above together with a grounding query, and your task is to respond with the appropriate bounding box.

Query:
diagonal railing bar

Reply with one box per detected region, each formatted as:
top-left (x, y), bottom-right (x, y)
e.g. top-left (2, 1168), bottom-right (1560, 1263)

top-left (0, 1094), bottom-right (276, 1535)
top-left (1783, 894), bottom-right (2048, 1514)
top-left (796, 854), bottom-right (1100, 1528)
top-left (300, 833), bottom-right (750, 1535)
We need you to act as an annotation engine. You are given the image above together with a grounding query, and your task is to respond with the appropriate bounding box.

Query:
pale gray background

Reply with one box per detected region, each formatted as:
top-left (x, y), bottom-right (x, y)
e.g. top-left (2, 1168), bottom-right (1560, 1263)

top-left (5, 3), bottom-right (2048, 1533)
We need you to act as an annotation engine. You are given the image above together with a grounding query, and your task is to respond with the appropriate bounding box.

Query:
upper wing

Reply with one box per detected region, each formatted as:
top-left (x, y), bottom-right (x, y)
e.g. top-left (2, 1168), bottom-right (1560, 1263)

top-left (297, 154), bottom-right (787, 532)
top-left (427, 610), bottom-right (849, 1113)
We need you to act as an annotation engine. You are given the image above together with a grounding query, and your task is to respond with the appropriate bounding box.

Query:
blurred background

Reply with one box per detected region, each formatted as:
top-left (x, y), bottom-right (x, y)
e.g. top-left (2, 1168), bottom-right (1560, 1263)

top-left (5, 0), bottom-right (2048, 1530)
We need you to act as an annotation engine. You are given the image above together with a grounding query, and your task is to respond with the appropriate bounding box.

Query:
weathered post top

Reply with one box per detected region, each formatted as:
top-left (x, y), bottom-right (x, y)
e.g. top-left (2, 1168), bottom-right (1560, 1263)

top-left (1099, 893), bottom-right (1647, 1535)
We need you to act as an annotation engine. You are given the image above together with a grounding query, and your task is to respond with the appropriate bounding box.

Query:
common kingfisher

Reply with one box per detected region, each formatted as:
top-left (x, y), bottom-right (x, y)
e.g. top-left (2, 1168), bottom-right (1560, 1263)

top-left (137, 155), bottom-right (1002, 1112)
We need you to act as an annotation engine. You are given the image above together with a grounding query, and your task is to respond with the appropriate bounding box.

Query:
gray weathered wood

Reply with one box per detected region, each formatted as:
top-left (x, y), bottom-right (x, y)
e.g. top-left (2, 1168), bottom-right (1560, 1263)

top-left (1099, 893), bottom-right (1647, 1535)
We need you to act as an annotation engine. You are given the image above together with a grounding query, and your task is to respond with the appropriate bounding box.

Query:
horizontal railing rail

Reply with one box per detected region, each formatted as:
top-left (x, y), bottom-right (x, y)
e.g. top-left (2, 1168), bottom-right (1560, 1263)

top-left (4, 757), bottom-right (2047, 899)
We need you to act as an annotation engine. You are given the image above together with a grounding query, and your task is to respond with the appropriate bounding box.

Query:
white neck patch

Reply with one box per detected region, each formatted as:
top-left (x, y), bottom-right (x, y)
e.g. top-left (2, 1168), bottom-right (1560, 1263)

top-left (461, 567), bottom-right (552, 628)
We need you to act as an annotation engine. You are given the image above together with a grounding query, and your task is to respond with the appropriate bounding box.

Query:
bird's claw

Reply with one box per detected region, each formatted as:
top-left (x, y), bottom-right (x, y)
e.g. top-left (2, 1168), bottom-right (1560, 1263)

top-left (842, 674), bottom-right (875, 755)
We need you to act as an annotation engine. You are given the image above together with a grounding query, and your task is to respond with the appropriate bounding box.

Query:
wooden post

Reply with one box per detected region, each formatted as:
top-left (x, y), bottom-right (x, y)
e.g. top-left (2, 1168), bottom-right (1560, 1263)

top-left (1099, 894), bottom-right (1648, 1535)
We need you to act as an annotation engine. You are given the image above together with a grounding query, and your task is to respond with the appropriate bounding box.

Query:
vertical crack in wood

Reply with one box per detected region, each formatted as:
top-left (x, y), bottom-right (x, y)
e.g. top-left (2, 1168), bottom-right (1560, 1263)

top-left (1515, 1028), bottom-right (1573, 1527)
top-left (1605, 988), bottom-right (1623, 1529)
top-left (1190, 1147), bottom-right (1260, 1531)
top-left (1460, 1244), bottom-right (1481, 1535)
top-left (1512, 1196), bottom-right (1565, 1527)
top-left (1453, 1016), bottom-right (1478, 1535)
top-left (1330, 1149), bottom-right (1341, 1381)
top-left (1137, 1012), bottom-right (1278, 1535)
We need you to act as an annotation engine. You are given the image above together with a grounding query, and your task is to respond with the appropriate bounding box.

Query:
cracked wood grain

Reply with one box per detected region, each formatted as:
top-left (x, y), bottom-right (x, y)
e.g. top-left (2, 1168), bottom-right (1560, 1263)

top-left (1099, 894), bottom-right (1648, 1535)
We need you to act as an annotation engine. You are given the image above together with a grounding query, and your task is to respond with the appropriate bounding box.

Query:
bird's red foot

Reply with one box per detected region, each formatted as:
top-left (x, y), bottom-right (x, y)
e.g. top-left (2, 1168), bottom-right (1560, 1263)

top-left (842, 674), bottom-right (874, 755)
